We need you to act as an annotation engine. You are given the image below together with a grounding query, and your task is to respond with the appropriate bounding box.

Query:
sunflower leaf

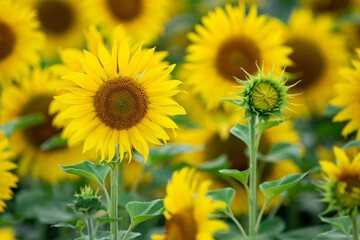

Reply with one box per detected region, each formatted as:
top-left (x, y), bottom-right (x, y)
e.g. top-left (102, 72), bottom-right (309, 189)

top-left (207, 188), bottom-right (235, 216)
top-left (260, 172), bottom-right (308, 202)
top-left (312, 228), bottom-right (349, 240)
top-left (219, 169), bottom-right (250, 189)
top-left (231, 123), bottom-right (250, 146)
top-left (342, 139), bottom-right (360, 150)
top-left (319, 216), bottom-right (352, 235)
top-left (59, 161), bottom-right (110, 186)
top-left (256, 118), bottom-right (287, 134)
top-left (1, 113), bottom-right (44, 138)
top-left (126, 199), bottom-right (164, 226)
top-left (261, 142), bottom-right (301, 163)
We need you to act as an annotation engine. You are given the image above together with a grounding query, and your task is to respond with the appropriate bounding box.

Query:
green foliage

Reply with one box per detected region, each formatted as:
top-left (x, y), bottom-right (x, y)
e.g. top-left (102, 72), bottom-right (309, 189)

top-left (342, 139), bottom-right (360, 150)
top-left (40, 134), bottom-right (67, 150)
top-left (0, 113), bottom-right (44, 137)
top-left (260, 172), bottom-right (308, 202)
top-left (231, 123), bottom-right (250, 146)
top-left (126, 199), bottom-right (164, 226)
top-left (146, 144), bottom-right (203, 164)
top-left (219, 168), bottom-right (250, 189)
top-left (207, 188), bottom-right (235, 216)
top-left (197, 155), bottom-right (229, 171)
top-left (257, 119), bottom-right (287, 134)
top-left (313, 229), bottom-right (349, 240)
top-left (258, 217), bottom-right (286, 239)
top-left (319, 216), bottom-right (352, 235)
top-left (261, 142), bottom-right (301, 163)
top-left (277, 225), bottom-right (332, 240)
top-left (60, 161), bottom-right (110, 186)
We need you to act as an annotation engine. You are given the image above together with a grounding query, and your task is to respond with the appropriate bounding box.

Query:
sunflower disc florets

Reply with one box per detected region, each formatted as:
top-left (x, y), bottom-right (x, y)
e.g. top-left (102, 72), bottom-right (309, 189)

top-left (235, 66), bottom-right (295, 121)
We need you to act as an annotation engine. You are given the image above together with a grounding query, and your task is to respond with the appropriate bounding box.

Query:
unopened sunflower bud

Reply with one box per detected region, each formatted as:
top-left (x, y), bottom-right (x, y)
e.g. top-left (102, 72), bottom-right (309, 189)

top-left (73, 185), bottom-right (101, 215)
top-left (235, 66), bottom-right (297, 120)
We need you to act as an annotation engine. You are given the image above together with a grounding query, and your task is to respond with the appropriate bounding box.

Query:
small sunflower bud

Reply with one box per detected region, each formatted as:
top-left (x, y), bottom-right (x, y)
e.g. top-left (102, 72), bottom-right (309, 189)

top-left (73, 186), bottom-right (101, 215)
top-left (234, 66), bottom-right (296, 120)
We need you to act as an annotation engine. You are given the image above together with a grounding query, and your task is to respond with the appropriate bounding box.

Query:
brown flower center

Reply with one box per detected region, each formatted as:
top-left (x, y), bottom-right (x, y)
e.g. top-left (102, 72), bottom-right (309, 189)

top-left (216, 37), bottom-right (261, 80)
top-left (21, 95), bottom-right (62, 149)
top-left (106, 0), bottom-right (142, 21)
top-left (94, 76), bottom-right (148, 130)
top-left (286, 39), bottom-right (326, 89)
top-left (165, 208), bottom-right (197, 240)
top-left (312, 0), bottom-right (351, 13)
top-left (0, 21), bottom-right (16, 60)
top-left (37, 0), bottom-right (74, 34)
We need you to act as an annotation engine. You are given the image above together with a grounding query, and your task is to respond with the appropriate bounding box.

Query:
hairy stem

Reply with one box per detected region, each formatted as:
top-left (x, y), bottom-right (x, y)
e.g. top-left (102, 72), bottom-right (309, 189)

top-left (249, 116), bottom-right (258, 238)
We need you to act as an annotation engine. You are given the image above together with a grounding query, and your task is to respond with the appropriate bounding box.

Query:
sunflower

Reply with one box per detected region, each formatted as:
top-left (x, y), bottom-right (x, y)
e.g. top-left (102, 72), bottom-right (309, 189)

top-left (1, 67), bottom-right (88, 184)
top-left (20, 0), bottom-right (88, 58)
top-left (0, 228), bottom-right (16, 240)
top-left (54, 27), bottom-right (185, 162)
top-left (183, 2), bottom-right (291, 110)
top-left (320, 147), bottom-right (360, 211)
top-left (300, 0), bottom-right (360, 15)
top-left (0, 131), bottom-right (18, 212)
top-left (83, 0), bottom-right (170, 44)
top-left (331, 50), bottom-right (360, 139)
top-left (152, 167), bottom-right (228, 240)
top-left (176, 120), bottom-right (300, 215)
top-left (284, 9), bottom-right (349, 115)
top-left (0, 0), bottom-right (44, 82)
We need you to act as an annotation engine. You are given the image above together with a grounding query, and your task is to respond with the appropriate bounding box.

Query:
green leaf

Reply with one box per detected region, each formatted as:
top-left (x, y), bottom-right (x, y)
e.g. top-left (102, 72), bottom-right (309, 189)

top-left (41, 134), bottom-right (67, 151)
top-left (219, 168), bottom-right (250, 189)
top-left (278, 225), bottom-right (331, 240)
top-left (319, 216), bottom-right (351, 235)
top-left (118, 231), bottom-right (141, 240)
top-left (0, 217), bottom-right (14, 227)
top-left (257, 119), bottom-right (287, 133)
top-left (223, 98), bottom-right (243, 106)
top-left (1, 113), bottom-right (44, 138)
top-left (230, 123), bottom-right (250, 146)
top-left (51, 223), bottom-right (76, 229)
top-left (197, 155), bottom-right (229, 172)
top-left (342, 139), bottom-right (360, 150)
top-left (126, 199), bottom-right (164, 226)
top-left (147, 144), bottom-right (203, 164)
top-left (207, 188), bottom-right (235, 215)
top-left (313, 228), bottom-right (349, 240)
top-left (258, 217), bottom-right (285, 238)
top-left (60, 160), bottom-right (110, 186)
top-left (262, 142), bottom-right (301, 163)
top-left (260, 172), bottom-right (308, 202)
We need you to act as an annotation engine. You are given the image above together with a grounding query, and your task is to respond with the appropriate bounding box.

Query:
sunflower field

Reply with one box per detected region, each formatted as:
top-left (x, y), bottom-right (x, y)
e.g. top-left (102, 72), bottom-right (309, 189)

top-left (1, 0), bottom-right (360, 239)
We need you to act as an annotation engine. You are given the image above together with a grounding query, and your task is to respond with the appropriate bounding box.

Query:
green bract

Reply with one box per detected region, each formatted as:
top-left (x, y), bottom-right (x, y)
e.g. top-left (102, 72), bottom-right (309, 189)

top-left (233, 67), bottom-right (296, 120)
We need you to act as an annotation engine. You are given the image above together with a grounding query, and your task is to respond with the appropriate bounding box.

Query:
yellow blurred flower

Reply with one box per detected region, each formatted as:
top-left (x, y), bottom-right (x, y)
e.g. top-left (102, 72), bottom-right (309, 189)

top-left (183, 1), bottom-right (291, 110)
top-left (320, 147), bottom-right (360, 210)
top-left (0, 228), bottom-right (16, 240)
top-left (331, 49), bottom-right (360, 139)
top-left (152, 167), bottom-right (228, 240)
top-left (0, 131), bottom-right (18, 212)
top-left (20, 0), bottom-right (88, 58)
top-left (83, 0), bottom-right (170, 44)
top-left (284, 9), bottom-right (349, 115)
top-left (0, 0), bottom-right (44, 82)
top-left (54, 27), bottom-right (185, 162)
top-left (1, 67), bottom-right (88, 183)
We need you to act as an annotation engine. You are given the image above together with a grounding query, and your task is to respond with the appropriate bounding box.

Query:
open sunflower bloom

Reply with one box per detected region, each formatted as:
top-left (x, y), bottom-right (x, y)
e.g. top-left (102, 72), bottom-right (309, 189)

top-left (152, 167), bottom-right (228, 240)
top-left (54, 28), bottom-right (185, 162)
top-left (320, 147), bottom-right (360, 211)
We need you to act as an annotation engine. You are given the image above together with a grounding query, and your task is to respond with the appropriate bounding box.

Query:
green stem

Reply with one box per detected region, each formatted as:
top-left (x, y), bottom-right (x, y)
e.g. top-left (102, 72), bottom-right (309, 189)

top-left (229, 213), bottom-right (247, 238)
top-left (86, 217), bottom-right (94, 240)
top-left (122, 223), bottom-right (135, 240)
top-left (255, 201), bottom-right (268, 232)
top-left (352, 212), bottom-right (359, 240)
top-left (249, 116), bottom-right (258, 238)
top-left (110, 164), bottom-right (119, 240)
top-left (100, 184), bottom-right (111, 216)
top-left (119, 160), bottom-right (124, 196)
